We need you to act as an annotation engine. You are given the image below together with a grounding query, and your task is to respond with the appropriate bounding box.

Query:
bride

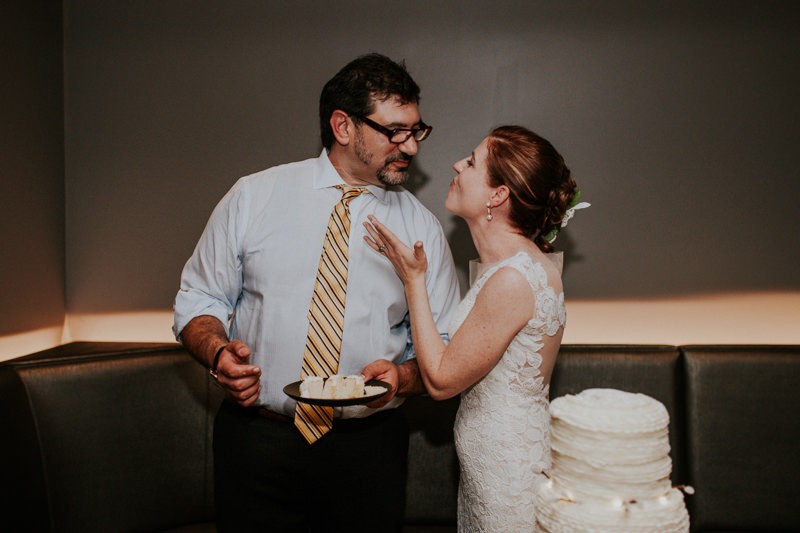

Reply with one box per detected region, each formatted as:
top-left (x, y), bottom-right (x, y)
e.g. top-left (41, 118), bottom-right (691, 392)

top-left (364, 125), bottom-right (587, 532)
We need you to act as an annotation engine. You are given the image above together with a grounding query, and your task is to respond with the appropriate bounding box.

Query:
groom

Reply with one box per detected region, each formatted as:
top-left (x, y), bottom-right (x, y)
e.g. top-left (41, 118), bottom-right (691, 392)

top-left (173, 53), bottom-right (460, 531)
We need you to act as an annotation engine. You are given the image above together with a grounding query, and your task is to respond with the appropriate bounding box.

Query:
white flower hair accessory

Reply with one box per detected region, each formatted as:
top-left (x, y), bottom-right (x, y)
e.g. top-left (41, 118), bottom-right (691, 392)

top-left (542, 189), bottom-right (590, 244)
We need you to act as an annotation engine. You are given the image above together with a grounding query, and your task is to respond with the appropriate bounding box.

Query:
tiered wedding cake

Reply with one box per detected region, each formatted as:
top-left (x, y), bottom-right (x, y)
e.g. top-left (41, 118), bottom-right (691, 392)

top-left (536, 388), bottom-right (690, 532)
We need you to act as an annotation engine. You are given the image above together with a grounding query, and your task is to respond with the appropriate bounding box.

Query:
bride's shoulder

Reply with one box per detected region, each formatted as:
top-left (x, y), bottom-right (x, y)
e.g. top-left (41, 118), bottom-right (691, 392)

top-left (474, 264), bottom-right (537, 319)
top-left (479, 257), bottom-right (537, 301)
top-left (507, 251), bottom-right (564, 294)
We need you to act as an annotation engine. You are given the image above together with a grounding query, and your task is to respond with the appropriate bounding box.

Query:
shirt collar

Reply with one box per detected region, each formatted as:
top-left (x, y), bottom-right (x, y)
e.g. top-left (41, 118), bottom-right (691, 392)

top-left (314, 149), bottom-right (389, 203)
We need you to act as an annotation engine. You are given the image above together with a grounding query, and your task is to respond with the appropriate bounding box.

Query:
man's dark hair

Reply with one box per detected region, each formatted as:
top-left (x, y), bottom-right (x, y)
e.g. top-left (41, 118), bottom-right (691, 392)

top-left (319, 53), bottom-right (421, 150)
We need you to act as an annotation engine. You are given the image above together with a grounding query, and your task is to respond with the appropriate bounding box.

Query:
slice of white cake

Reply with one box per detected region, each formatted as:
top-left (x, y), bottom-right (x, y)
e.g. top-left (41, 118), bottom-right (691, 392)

top-left (324, 375), bottom-right (345, 399)
top-left (335, 374), bottom-right (365, 399)
top-left (299, 376), bottom-right (324, 398)
top-left (299, 374), bottom-right (366, 399)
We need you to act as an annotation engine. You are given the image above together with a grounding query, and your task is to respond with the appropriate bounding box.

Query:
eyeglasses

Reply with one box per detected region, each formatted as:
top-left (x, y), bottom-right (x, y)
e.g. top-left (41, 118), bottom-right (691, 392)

top-left (354, 115), bottom-right (433, 144)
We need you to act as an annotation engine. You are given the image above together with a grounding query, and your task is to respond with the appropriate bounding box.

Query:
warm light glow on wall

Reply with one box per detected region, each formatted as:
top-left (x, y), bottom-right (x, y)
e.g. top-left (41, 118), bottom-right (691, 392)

top-left (61, 311), bottom-right (178, 345)
top-left (0, 325), bottom-right (66, 362)
top-left (1, 291), bottom-right (798, 362)
top-left (563, 291), bottom-right (800, 345)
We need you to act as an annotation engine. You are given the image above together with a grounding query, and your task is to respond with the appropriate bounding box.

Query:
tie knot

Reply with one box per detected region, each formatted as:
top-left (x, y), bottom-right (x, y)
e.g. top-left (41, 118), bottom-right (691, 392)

top-left (336, 185), bottom-right (369, 203)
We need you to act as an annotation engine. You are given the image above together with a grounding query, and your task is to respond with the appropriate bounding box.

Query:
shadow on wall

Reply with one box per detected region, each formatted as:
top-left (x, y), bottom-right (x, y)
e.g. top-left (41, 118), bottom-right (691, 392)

top-left (403, 164), bottom-right (430, 195)
top-left (447, 216), bottom-right (475, 285)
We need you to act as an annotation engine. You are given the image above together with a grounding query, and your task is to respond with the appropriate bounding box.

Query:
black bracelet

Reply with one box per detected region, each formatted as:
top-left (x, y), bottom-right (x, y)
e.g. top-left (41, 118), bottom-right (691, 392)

top-left (209, 344), bottom-right (227, 380)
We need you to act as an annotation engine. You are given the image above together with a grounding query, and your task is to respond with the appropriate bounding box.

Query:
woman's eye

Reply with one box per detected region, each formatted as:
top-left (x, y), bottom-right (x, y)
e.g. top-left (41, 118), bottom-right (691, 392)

top-left (466, 158), bottom-right (474, 167)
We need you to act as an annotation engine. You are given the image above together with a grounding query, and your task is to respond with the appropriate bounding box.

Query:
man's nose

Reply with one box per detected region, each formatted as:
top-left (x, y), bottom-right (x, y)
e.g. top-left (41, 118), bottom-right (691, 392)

top-left (398, 136), bottom-right (419, 156)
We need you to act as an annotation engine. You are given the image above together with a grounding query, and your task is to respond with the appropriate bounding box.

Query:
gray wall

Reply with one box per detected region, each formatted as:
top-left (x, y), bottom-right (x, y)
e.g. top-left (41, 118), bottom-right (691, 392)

top-left (0, 0), bottom-right (64, 337)
top-left (3, 1), bottom-right (799, 337)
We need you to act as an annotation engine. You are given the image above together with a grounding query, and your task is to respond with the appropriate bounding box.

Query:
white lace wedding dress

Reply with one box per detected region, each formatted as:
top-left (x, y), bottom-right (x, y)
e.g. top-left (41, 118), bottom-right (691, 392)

top-left (452, 252), bottom-right (566, 532)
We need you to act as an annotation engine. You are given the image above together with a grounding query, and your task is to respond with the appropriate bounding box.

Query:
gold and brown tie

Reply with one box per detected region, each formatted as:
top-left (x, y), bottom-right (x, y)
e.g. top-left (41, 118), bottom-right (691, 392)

top-left (294, 185), bottom-right (368, 443)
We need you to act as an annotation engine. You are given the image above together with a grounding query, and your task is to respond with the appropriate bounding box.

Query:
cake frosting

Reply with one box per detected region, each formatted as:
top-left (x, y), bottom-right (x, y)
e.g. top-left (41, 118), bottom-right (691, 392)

top-left (536, 388), bottom-right (690, 532)
top-left (299, 374), bottom-right (367, 399)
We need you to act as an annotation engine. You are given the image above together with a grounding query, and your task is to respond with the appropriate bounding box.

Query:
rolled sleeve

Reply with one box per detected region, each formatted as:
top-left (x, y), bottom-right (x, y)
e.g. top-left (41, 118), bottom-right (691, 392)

top-left (172, 179), bottom-right (249, 340)
top-left (173, 288), bottom-right (233, 340)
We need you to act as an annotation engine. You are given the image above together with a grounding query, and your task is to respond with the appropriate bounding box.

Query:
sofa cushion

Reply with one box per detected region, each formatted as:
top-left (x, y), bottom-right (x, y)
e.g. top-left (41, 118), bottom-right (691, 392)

top-left (683, 345), bottom-right (800, 532)
top-left (0, 342), bottom-right (222, 532)
top-left (401, 395), bottom-right (460, 529)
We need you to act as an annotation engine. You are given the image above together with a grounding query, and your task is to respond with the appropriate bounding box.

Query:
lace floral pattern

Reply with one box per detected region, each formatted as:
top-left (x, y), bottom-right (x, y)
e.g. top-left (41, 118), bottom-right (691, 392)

top-left (451, 252), bottom-right (565, 532)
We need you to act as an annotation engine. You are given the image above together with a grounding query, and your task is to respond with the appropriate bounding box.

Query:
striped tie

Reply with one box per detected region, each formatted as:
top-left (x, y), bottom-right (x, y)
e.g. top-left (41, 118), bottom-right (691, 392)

top-left (294, 185), bottom-right (368, 443)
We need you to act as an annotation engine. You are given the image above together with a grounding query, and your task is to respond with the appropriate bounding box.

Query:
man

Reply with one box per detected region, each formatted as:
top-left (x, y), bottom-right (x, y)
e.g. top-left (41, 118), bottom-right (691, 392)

top-left (173, 53), bottom-right (460, 532)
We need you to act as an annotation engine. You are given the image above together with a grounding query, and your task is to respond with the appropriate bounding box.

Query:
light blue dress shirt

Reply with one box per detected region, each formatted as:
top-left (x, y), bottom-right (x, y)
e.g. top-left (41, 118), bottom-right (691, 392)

top-left (174, 150), bottom-right (461, 417)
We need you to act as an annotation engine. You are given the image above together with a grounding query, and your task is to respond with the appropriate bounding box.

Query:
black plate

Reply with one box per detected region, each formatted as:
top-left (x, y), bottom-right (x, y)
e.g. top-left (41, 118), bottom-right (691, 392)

top-left (283, 379), bottom-right (390, 406)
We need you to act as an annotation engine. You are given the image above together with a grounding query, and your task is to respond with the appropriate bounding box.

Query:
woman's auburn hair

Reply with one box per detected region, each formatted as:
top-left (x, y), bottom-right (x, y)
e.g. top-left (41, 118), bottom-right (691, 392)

top-left (485, 125), bottom-right (576, 252)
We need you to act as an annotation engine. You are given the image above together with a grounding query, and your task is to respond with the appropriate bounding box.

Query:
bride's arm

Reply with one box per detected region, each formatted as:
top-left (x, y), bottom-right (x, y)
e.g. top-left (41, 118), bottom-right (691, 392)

top-left (413, 267), bottom-right (534, 398)
top-left (364, 216), bottom-right (534, 399)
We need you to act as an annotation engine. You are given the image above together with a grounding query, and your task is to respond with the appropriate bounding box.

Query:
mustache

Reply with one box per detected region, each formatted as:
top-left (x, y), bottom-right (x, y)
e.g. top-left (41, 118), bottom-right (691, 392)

top-left (386, 153), bottom-right (413, 165)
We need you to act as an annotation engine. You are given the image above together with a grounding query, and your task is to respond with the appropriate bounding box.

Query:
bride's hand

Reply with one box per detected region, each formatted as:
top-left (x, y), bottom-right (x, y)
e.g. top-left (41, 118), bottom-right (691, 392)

top-left (363, 215), bottom-right (428, 283)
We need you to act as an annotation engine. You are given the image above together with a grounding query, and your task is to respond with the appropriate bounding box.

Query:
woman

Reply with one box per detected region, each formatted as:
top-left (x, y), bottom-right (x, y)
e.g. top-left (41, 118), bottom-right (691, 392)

top-left (364, 125), bottom-right (586, 532)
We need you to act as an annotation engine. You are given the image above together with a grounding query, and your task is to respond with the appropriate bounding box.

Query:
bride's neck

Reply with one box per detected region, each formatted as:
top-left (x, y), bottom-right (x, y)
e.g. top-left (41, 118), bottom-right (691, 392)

top-left (471, 222), bottom-right (534, 264)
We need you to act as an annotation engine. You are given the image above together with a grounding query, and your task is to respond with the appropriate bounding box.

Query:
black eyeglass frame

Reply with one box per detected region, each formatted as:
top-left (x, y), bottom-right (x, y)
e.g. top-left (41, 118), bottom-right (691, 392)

top-left (353, 115), bottom-right (433, 144)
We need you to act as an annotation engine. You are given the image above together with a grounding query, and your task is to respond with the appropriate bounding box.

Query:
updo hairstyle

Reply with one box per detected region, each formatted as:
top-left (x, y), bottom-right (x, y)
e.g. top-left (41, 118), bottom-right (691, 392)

top-left (484, 125), bottom-right (577, 253)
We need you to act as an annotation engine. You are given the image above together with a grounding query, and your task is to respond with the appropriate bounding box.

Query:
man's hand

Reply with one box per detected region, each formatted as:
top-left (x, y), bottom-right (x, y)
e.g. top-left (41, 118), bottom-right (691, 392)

top-left (214, 340), bottom-right (261, 406)
top-left (179, 315), bottom-right (262, 407)
top-left (361, 358), bottom-right (424, 408)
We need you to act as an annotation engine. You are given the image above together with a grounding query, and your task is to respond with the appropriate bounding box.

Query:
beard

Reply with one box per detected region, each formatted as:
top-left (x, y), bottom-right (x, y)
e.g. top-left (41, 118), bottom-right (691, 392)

top-left (354, 130), bottom-right (412, 186)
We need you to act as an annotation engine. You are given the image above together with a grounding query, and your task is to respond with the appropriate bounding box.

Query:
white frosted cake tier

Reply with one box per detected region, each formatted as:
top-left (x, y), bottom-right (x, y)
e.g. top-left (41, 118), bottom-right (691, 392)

top-left (537, 479), bottom-right (689, 533)
top-left (536, 388), bottom-right (689, 532)
top-left (549, 387), bottom-right (669, 433)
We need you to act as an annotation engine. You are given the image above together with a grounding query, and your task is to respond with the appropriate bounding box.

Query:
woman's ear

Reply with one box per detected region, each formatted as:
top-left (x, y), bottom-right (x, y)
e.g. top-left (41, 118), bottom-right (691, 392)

top-left (490, 185), bottom-right (511, 207)
top-left (330, 110), bottom-right (352, 146)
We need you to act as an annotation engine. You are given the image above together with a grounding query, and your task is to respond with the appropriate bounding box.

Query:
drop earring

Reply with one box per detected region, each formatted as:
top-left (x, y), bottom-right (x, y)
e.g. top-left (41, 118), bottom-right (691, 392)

top-left (486, 202), bottom-right (493, 221)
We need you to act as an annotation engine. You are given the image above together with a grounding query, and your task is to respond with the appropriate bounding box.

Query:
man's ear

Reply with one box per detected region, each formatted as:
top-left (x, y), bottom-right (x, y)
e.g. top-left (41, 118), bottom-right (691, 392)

top-left (330, 110), bottom-right (352, 146)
